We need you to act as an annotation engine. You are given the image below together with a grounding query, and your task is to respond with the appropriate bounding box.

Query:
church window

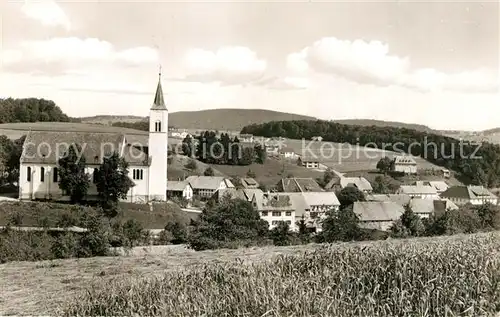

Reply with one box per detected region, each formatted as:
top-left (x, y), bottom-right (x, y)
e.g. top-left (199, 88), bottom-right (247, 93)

top-left (40, 167), bottom-right (45, 182)
top-left (27, 167), bottom-right (31, 182)
top-left (155, 121), bottom-right (161, 132)
top-left (133, 169), bottom-right (143, 180)
top-left (53, 167), bottom-right (58, 182)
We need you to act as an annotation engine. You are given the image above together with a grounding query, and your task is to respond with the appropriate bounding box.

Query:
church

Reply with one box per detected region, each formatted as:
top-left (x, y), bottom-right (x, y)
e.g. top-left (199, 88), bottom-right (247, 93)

top-left (18, 73), bottom-right (169, 203)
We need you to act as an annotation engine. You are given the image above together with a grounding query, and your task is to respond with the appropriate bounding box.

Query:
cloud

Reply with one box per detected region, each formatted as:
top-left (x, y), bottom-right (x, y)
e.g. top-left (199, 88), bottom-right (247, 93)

top-left (1, 37), bottom-right (159, 75)
top-left (182, 46), bottom-right (267, 85)
top-left (288, 37), bottom-right (498, 93)
top-left (21, 0), bottom-right (71, 30)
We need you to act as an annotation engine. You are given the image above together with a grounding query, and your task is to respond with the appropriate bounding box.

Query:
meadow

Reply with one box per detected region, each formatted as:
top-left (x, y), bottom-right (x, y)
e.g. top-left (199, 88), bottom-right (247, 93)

top-left (41, 231), bottom-right (500, 316)
top-left (284, 139), bottom-right (444, 172)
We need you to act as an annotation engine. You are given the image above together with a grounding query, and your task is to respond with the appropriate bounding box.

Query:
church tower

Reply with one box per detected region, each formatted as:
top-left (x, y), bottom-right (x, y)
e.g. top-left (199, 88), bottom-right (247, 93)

top-left (148, 70), bottom-right (168, 201)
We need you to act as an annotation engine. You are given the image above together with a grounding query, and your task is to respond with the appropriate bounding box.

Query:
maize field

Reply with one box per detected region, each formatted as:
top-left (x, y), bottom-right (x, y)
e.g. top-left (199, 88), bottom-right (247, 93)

top-left (63, 232), bottom-right (500, 316)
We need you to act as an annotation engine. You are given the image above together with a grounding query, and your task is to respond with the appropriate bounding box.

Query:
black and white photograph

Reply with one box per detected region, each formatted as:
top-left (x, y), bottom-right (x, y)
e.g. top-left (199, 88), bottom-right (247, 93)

top-left (0, 0), bottom-right (499, 315)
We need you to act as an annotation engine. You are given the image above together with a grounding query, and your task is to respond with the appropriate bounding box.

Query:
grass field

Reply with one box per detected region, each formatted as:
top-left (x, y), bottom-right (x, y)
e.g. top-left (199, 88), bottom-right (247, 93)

top-left (283, 139), bottom-right (446, 172)
top-left (1, 232), bottom-right (498, 315)
top-left (209, 157), bottom-right (324, 187)
top-left (0, 201), bottom-right (197, 229)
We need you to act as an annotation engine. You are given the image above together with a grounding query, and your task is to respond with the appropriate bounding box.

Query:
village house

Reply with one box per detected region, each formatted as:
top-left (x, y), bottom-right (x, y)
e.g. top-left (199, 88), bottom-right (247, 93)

top-left (392, 155), bottom-right (418, 174)
top-left (252, 191), bottom-right (296, 230)
top-left (18, 73), bottom-right (168, 203)
top-left (239, 134), bottom-right (254, 143)
top-left (311, 136), bottom-right (323, 142)
top-left (353, 201), bottom-right (404, 231)
top-left (420, 181), bottom-right (449, 194)
top-left (297, 154), bottom-right (320, 169)
top-left (439, 185), bottom-right (499, 205)
top-left (185, 176), bottom-right (234, 199)
top-left (166, 180), bottom-right (193, 201)
top-left (409, 198), bottom-right (459, 218)
top-left (292, 191), bottom-right (341, 231)
top-left (240, 177), bottom-right (260, 189)
top-left (216, 187), bottom-right (263, 202)
top-left (397, 184), bottom-right (439, 199)
top-left (169, 130), bottom-right (191, 140)
top-left (279, 146), bottom-right (298, 159)
top-left (277, 177), bottom-right (324, 192)
top-left (365, 193), bottom-right (412, 207)
top-left (325, 175), bottom-right (373, 193)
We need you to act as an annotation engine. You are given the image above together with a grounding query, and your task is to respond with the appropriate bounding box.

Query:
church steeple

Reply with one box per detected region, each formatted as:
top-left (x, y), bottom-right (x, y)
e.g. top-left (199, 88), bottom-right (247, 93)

top-left (151, 67), bottom-right (167, 110)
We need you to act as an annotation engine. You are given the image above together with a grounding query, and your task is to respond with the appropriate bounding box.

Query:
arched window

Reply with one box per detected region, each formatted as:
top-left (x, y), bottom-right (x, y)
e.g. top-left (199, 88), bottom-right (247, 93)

top-left (27, 167), bottom-right (31, 182)
top-left (53, 167), bottom-right (58, 182)
top-left (155, 120), bottom-right (161, 132)
top-left (40, 167), bottom-right (45, 182)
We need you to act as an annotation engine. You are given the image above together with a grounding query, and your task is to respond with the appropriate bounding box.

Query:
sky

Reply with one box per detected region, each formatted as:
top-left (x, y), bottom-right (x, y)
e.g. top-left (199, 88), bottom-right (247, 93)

top-left (0, 0), bottom-right (498, 131)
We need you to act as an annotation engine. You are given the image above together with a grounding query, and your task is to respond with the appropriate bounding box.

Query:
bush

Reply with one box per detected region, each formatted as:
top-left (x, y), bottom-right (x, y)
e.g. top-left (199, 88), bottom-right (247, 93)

top-left (188, 198), bottom-right (268, 251)
top-left (185, 159), bottom-right (197, 171)
top-left (165, 221), bottom-right (188, 244)
top-left (270, 221), bottom-right (291, 246)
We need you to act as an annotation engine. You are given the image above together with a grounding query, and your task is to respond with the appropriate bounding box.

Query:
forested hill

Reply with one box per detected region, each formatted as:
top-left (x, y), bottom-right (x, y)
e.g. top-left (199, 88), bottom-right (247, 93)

top-left (241, 120), bottom-right (500, 187)
top-left (0, 98), bottom-right (75, 123)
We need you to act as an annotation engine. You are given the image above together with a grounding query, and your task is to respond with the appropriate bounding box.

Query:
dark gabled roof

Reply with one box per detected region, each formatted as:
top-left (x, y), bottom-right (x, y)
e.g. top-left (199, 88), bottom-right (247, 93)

top-left (20, 131), bottom-right (150, 166)
top-left (151, 74), bottom-right (167, 111)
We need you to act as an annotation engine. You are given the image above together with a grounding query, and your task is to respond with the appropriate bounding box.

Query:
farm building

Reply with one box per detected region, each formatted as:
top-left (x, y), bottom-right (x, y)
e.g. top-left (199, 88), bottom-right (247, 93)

top-left (297, 155), bottom-right (320, 169)
top-left (354, 201), bottom-right (404, 231)
top-left (252, 192), bottom-right (296, 230)
top-left (439, 186), bottom-right (499, 206)
top-left (419, 181), bottom-right (449, 194)
top-left (397, 184), bottom-right (439, 199)
top-left (392, 156), bottom-right (417, 174)
top-left (365, 194), bottom-right (412, 207)
top-left (277, 177), bottom-right (324, 193)
top-left (185, 176), bottom-right (234, 199)
top-left (408, 198), bottom-right (459, 218)
top-left (18, 73), bottom-right (168, 203)
top-left (325, 176), bottom-right (373, 193)
top-left (240, 177), bottom-right (260, 189)
top-left (217, 188), bottom-right (263, 202)
top-left (280, 146), bottom-right (298, 159)
top-left (166, 180), bottom-right (193, 200)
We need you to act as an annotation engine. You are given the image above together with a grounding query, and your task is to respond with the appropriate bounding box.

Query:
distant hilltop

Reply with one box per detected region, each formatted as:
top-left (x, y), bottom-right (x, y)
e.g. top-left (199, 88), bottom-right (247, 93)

top-left (79, 108), bottom-right (441, 133)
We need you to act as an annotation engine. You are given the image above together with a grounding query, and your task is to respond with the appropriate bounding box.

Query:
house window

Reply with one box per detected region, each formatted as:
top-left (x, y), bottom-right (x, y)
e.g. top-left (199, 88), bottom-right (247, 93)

top-left (53, 167), bottom-right (58, 182)
top-left (155, 121), bottom-right (161, 132)
top-left (40, 167), bottom-right (45, 182)
top-left (285, 212), bottom-right (292, 217)
top-left (261, 211), bottom-right (268, 217)
top-left (272, 211), bottom-right (281, 217)
top-left (93, 168), bottom-right (99, 183)
top-left (27, 167), bottom-right (31, 182)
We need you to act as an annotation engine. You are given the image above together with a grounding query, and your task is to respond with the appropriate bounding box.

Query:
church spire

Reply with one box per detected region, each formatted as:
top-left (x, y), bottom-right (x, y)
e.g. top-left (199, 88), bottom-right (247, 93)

top-left (151, 66), bottom-right (167, 110)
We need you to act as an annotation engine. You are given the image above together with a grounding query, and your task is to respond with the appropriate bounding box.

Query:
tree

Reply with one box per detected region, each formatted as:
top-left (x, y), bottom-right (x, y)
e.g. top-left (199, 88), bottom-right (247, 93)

top-left (95, 152), bottom-right (134, 218)
top-left (322, 168), bottom-right (336, 187)
top-left (185, 159), bottom-right (198, 171)
top-left (57, 144), bottom-right (90, 204)
top-left (320, 206), bottom-right (362, 242)
top-left (165, 221), bottom-right (188, 244)
top-left (203, 167), bottom-right (215, 176)
top-left (254, 143), bottom-right (266, 164)
top-left (372, 175), bottom-right (390, 194)
top-left (188, 198), bottom-right (269, 250)
top-left (246, 169), bottom-right (256, 178)
top-left (400, 205), bottom-right (424, 236)
top-left (376, 156), bottom-right (393, 174)
top-left (181, 135), bottom-right (195, 157)
top-left (270, 221), bottom-right (291, 246)
top-left (337, 187), bottom-right (365, 209)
